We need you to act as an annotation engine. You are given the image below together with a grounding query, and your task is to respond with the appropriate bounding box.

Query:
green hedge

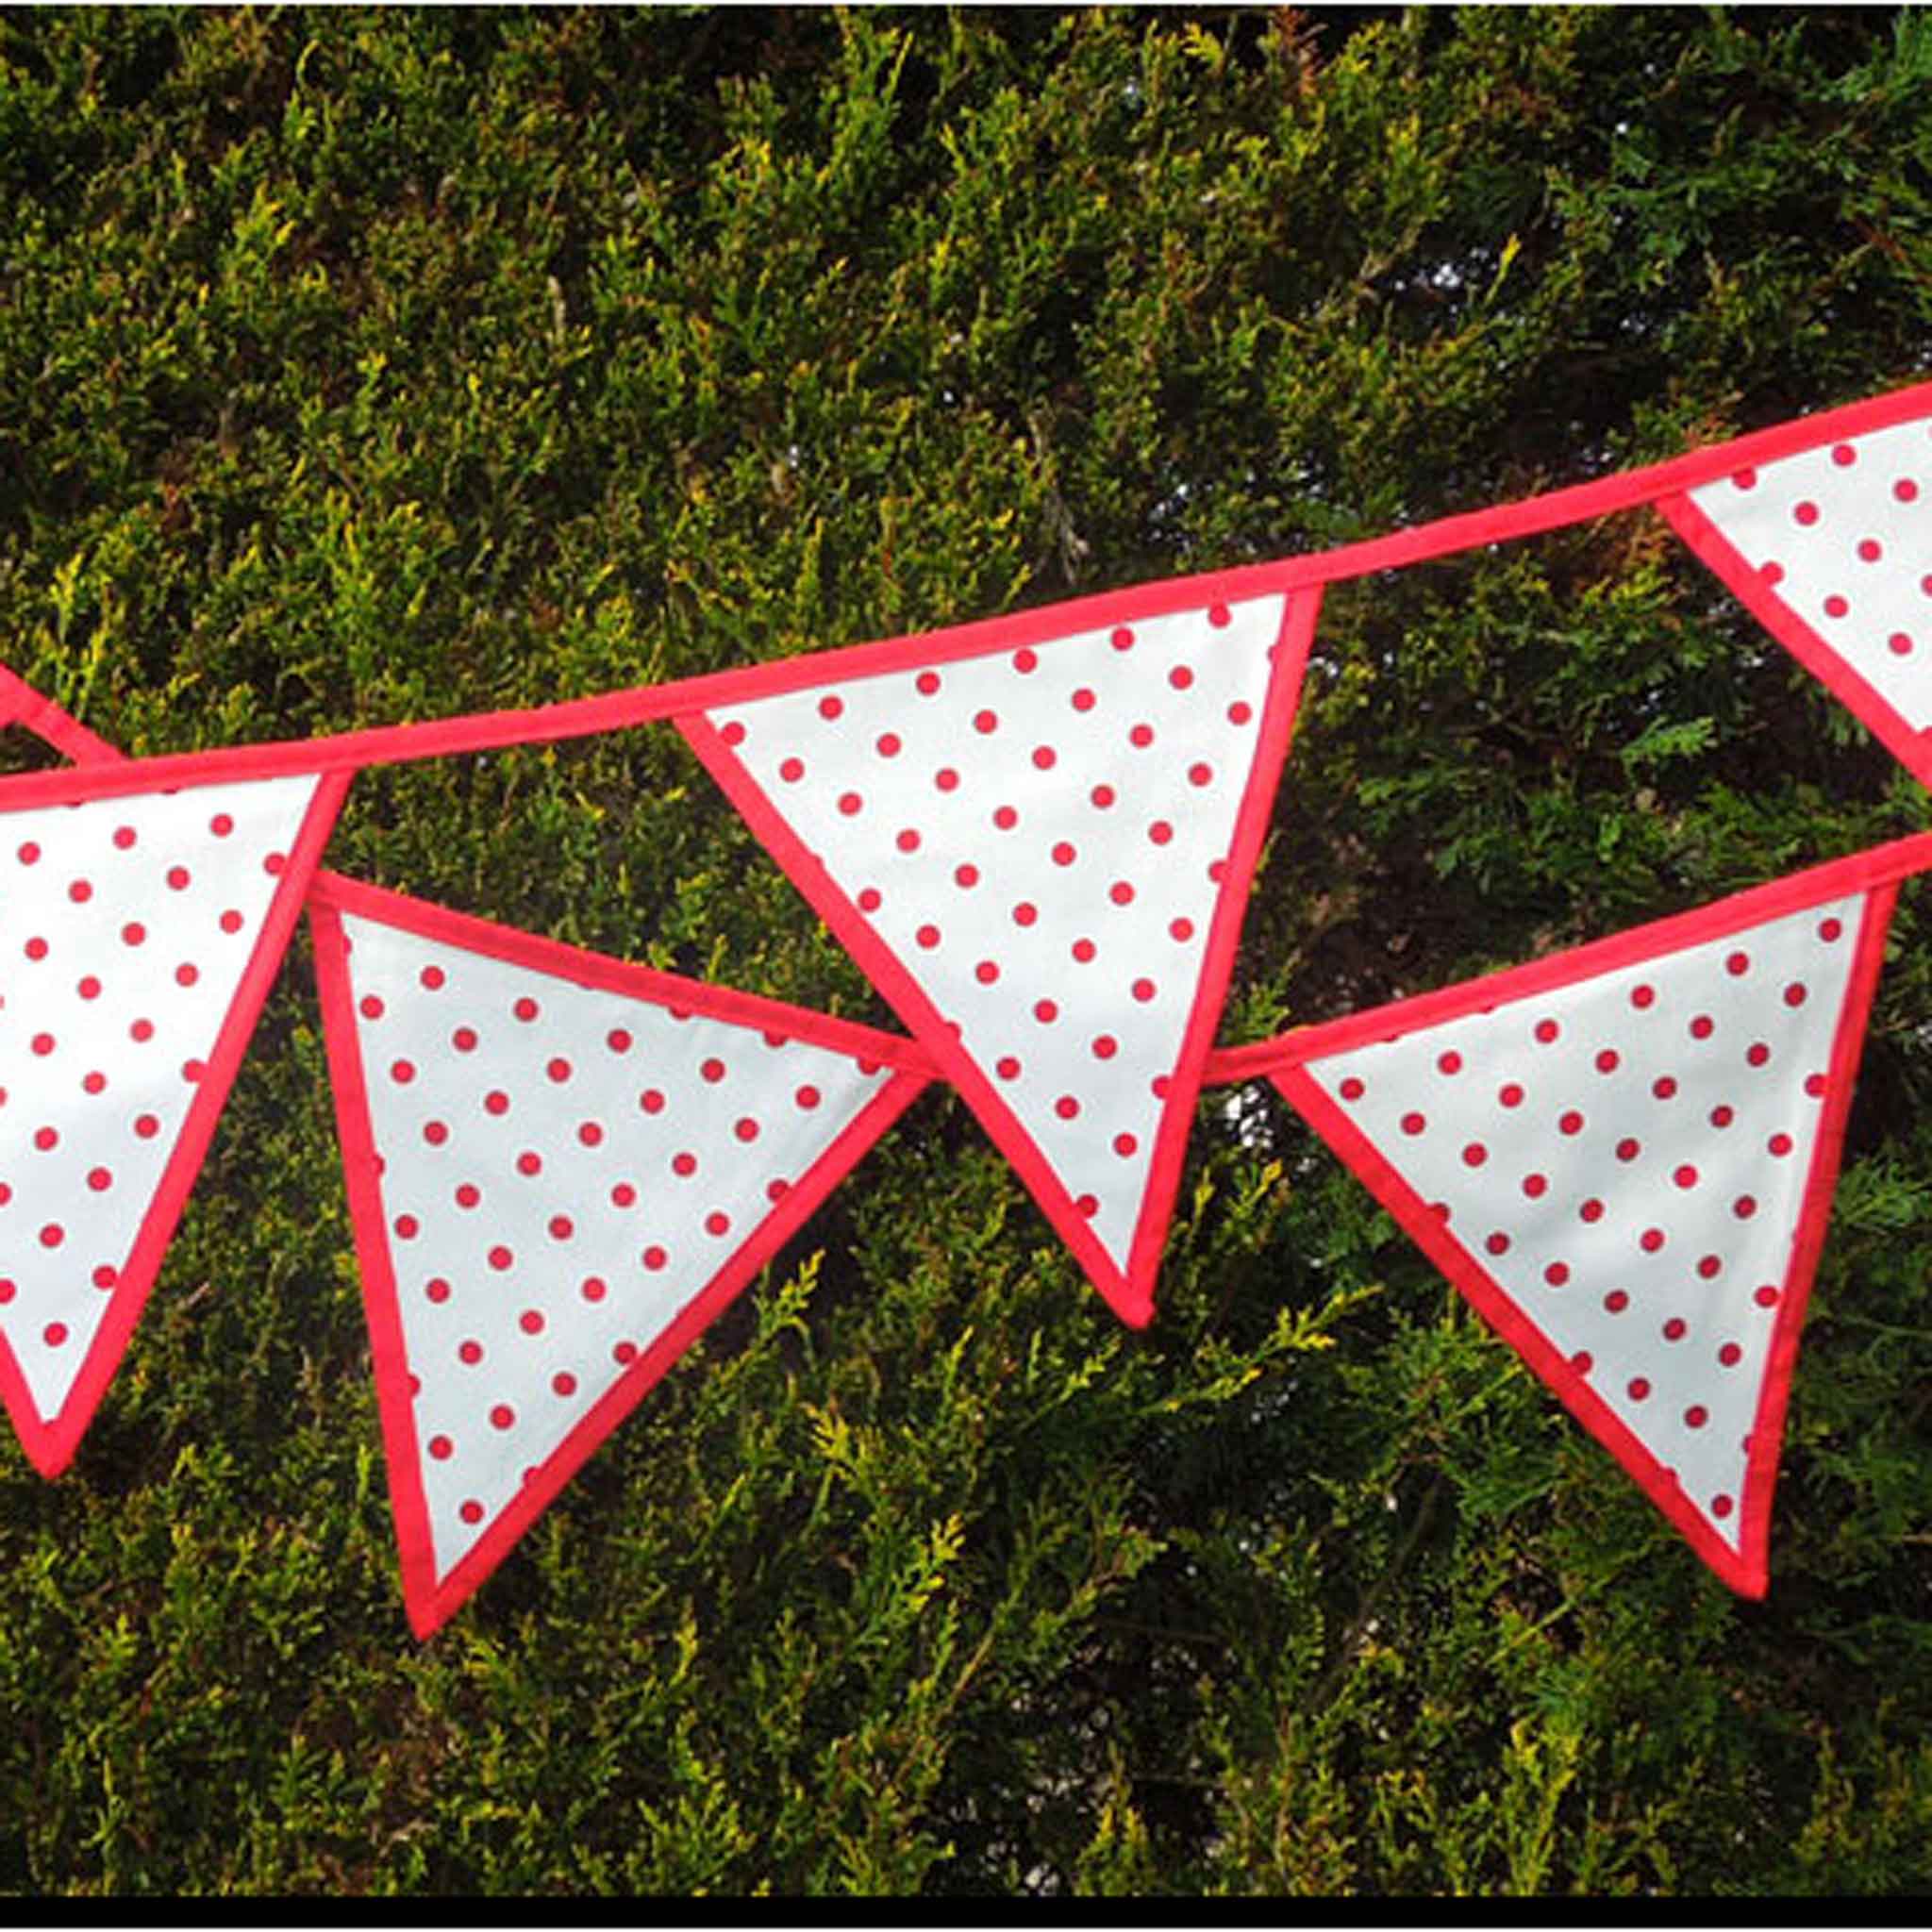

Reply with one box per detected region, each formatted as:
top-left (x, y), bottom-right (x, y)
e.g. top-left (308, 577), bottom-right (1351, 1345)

top-left (2, 5), bottom-right (1929, 1894)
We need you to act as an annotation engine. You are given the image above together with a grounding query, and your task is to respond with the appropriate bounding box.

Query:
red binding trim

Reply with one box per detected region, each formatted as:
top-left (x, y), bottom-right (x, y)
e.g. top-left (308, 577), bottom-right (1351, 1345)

top-left (1263, 843), bottom-right (1925, 1595)
top-left (678, 590), bottom-right (1321, 1327)
top-left (307, 885), bottom-right (930, 1638)
top-left (0, 767), bottom-right (351, 1474)
top-left (0, 384), bottom-right (1921, 789)
top-left (1657, 489), bottom-right (1932, 791)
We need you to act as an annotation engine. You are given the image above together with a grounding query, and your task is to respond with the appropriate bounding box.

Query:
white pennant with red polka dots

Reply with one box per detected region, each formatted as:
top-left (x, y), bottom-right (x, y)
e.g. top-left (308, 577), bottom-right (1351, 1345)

top-left (1662, 408), bottom-right (1932, 788)
top-left (0, 770), bottom-right (341, 1474)
top-left (1268, 854), bottom-right (1916, 1594)
top-left (308, 877), bottom-right (929, 1638)
top-left (678, 591), bottom-right (1316, 1326)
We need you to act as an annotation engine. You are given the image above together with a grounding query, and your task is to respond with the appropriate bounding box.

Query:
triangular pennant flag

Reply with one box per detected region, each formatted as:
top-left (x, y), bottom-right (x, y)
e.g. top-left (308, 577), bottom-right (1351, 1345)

top-left (1266, 838), bottom-right (1932, 1593)
top-left (677, 589), bottom-right (1322, 1326)
top-left (0, 765), bottom-right (348, 1474)
top-left (1659, 396), bottom-right (1932, 789)
top-left (308, 875), bottom-right (930, 1639)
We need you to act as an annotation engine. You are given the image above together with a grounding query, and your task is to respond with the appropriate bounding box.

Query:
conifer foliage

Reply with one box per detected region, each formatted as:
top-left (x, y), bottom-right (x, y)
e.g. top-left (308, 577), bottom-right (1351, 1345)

top-left (2, 5), bottom-right (1930, 1897)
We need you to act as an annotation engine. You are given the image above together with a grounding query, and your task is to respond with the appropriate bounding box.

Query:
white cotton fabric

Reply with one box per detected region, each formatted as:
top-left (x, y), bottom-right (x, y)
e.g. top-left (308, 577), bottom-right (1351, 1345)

top-left (0, 774), bottom-right (321, 1422)
top-left (1690, 415), bottom-right (1932, 727)
top-left (337, 912), bottom-right (894, 1583)
top-left (706, 595), bottom-right (1286, 1272)
top-left (1301, 891), bottom-right (1868, 1544)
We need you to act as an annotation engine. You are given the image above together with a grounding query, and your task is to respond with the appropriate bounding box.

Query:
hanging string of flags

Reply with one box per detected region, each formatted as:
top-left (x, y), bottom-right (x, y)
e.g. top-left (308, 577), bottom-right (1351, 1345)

top-left (2, 379), bottom-right (1929, 1636)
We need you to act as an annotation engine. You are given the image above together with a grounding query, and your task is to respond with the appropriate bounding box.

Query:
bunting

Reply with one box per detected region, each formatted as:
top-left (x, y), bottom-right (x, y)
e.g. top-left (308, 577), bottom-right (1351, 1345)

top-left (0, 761), bottom-right (347, 1474)
top-left (678, 589), bottom-right (1322, 1325)
top-left (308, 874), bottom-right (929, 1636)
top-left (1265, 838), bottom-right (1932, 1591)
top-left (0, 379), bottom-right (1926, 1627)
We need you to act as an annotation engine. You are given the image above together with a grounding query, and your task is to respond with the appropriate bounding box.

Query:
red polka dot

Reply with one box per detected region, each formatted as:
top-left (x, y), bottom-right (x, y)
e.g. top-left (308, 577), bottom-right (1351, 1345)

top-left (795, 1084), bottom-right (822, 1109)
top-left (672, 1152), bottom-right (698, 1177)
top-left (1832, 443), bottom-right (1857, 467)
top-left (16, 841), bottom-right (38, 864)
top-left (1541, 1258), bottom-right (1566, 1283)
top-left (33, 1125), bottom-right (56, 1150)
top-left (1091, 1035), bottom-right (1119, 1061)
top-left (721, 721), bottom-right (746, 747)
top-left (1486, 1233), bottom-right (1510, 1257)
top-left (68, 879), bottom-right (91, 904)
top-left (1697, 1255), bottom-right (1722, 1280)
top-left (39, 1224), bottom-right (62, 1249)
top-left (1711, 1494), bottom-right (1734, 1519)
top-left (1824, 594), bottom-right (1849, 620)
top-left (1090, 784), bottom-right (1116, 810)
top-left (1580, 1198), bottom-right (1605, 1224)
top-left (425, 1278), bottom-right (452, 1305)
top-left (87, 1167), bottom-right (111, 1192)
top-left (858, 887), bottom-right (883, 914)
top-left (549, 1215), bottom-right (575, 1241)
top-left (705, 1210), bottom-right (731, 1237)
top-left (1131, 978), bottom-right (1157, 1004)
top-left (1228, 701), bottom-right (1253, 725)
top-left (421, 964), bottom-right (446, 990)
top-left (1208, 604), bottom-right (1231, 627)
top-left (1640, 1227), bottom-right (1665, 1254)
top-left (1401, 1111), bottom-right (1426, 1136)
top-left (1719, 1342), bottom-right (1742, 1367)
top-left (453, 1025), bottom-right (478, 1052)
top-left (838, 791), bottom-right (863, 816)
top-left (1684, 1406), bottom-right (1708, 1429)
top-left (1710, 1105), bottom-right (1734, 1128)
top-left (1673, 1163), bottom-right (1699, 1190)
top-left (1794, 500), bottom-right (1820, 525)
top-left (552, 1371), bottom-right (577, 1397)
top-left (818, 694), bottom-right (843, 722)
top-left (1746, 1042), bottom-right (1771, 1068)
top-left (131, 1019), bottom-right (153, 1042)
top-left (1032, 745), bottom-right (1058, 771)
top-left (1859, 538), bottom-right (1883, 563)
top-left (700, 1057), bottom-right (726, 1084)
top-left (1129, 724), bottom-right (1155, 749)
top-left (1768, 1132), bottom-right (1793, 1157)
top-left (1755, 1284), bottom-right (1780, 1307)
top-left (897, 827), bottom-right (923, 854)
top-left (1560, 1111), bottom-right (1587, 1137)
top-left (390, 1058), bottom-right (416, 1085)
top-left (1804, 1074), bottom-right (1827, 1099)
top-left (916, 923), bottom-right (941, 950)
top-left (974, 709), bottom-right (998, 735)
top-left (92, 1265), bottom-right (116, 1290)
top-left (135, 1113), bottom-right (159, 1139)
top-left (917, 671), bottom-right (941, 696)
top-left (1630, 983), bottom-right (1655, 1009)
top-left (1034, 999), bottom-right (1058, 1024)
top-left (1188, 762), bottom-right (1213, 788)
top-left (1663, 1318), bottom-right (1687, 1341)
top-left (1572, 1351), bottom-right (1593, 1374)
top-left (1523, 1174), bottom-right (1548, 1199)
top-left (122, 922), bottom-right (145, 947)
top-left (1499, 1083), bottom-right (1524, 1108)
top-left (1169, 917), bottom-right (1195, 942)
top-left (779, 757), bottom-right (806, 783)
top-left (1690, 1014), bottom-right (1714, 1040)
top-left (1111, 626), bottom-right (1135, 651)
top-left (642, 1245), bottom-right (669, 1272)
top-left (995, 1056), bottom-right (1021, 1081)
top-left (458, 1338), bottom-right (483, 1364)
top-left (1438, 1051), bottom-right (1462, 1075)
top-left (490, 1404), bottom-right (516, 1431)
top-left (1604, 1290), bottom-right (1629, 1313)
top-left (1052, 841), bottom-right (1076, 867)
top-left (81, 1073), bottom-right (105, 1095)
top-left (428, 1435), bottom-right (453, 1460)
top-left (1339, 1076), bottom-right (1365, 1102)
top-left (487, 1245), bottom-right (513, 1271)
top-left (1055, 1095), bottom-right (1080, 1121)
top-left (1896, 478), bottom-right (1920, 503)
top-left (1460, 1141), bottom-right (1488, 1168)
top-left (1013, 648), bottom-right (1038, 675)
top-left (1732, 468), bottom-right (1757, 491)
top-left (956, 863), bottom-right (981, 890)
top-left (1627, 1377), bottom-right (1651, 1403)
top-left (175, 962), bottom-right (199, 988)
top-left (1535, 1019), bottom-right (1559, 1044)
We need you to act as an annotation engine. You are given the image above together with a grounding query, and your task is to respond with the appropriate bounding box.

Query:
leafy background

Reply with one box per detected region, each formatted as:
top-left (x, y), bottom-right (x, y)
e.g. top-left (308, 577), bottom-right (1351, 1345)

top-left (1, 4), bottom-right (1930, 1894)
